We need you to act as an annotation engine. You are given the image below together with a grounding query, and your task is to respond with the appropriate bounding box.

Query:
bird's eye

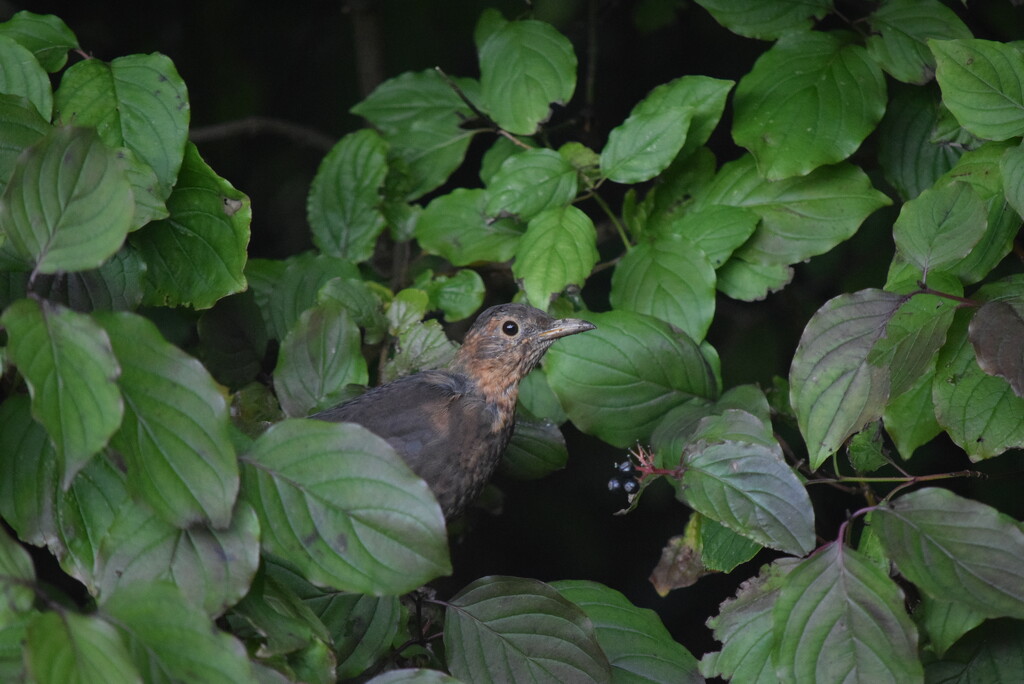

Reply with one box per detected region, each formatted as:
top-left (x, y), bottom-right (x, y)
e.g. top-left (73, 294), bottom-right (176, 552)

top-left (501, 320), bottom-right (519, 336)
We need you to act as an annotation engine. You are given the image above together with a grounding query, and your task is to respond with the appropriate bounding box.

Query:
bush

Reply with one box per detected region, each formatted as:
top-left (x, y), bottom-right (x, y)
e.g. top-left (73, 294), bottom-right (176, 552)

top-left (1, 2), bottom-right (1023, 682)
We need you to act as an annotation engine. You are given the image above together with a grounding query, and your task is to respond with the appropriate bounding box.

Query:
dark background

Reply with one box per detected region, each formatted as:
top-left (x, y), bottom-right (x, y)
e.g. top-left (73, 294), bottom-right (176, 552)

top-left (11, 0), bottom-right (1024, 660)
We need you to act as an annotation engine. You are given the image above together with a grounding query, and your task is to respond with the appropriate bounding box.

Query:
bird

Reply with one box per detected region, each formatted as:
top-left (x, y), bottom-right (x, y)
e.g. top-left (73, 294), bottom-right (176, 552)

top-left (311, 303), bottom-right (596, 518)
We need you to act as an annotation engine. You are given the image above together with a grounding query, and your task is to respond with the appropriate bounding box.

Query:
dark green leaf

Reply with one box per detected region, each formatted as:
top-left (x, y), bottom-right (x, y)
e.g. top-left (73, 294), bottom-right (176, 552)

top-left (893, 181), bottom-right (987, 275)
top-left (0, 94), bottom-right (48, 194)
top-left (733, 32), bottom-right (886, 179)
top-left (931, 38), bottom-right (1024, 140)
top-left (847, 421), bottom-right (889, 473)
top-left (317, 276), bottom-right (387, 342)
top-left (97, 311), bottom-right (238, 528)
top-left (196, 291), bottom-right (269, 389)
top-left (681, 436), bottom-right (814, 556)
top-left (2, 299), bottom-right (122, 486)
top-left (445, 576), bottom-right (611, 684)
top-left (485, 148), bottom-right (578, 220)
top-left (774, 543), bottom-right (923, 683)
top-left (553, 580), bottom-right (701, 684)
top-left (934, 300), bottom-right (1024, 460)
top-left (131, 143), bottom-right (249, 309)
top-left (866, 0), bottom-right (971, 84)
top-left (101, 582), bottom-right (254, 683)
top-left (545, 309), bottom-right (718, 447)
top-left (878, 84), bottom-right (966, 201)
top-left (1000, 142), bottom-right (1024, 217)
top-left (307, 129), bottom-right (388, 262)
top-left (0, 526), bottom-right (34, 619)
top-left (925, 619), bottom-right (1024, 681)
top-left (610, 236), bottom-right (716, 342)
top-left (651, 204), bottom-right (758, 268)
top-left (874, 487), bottom-right (1024, 619)
top-left (0, 35), bottom-right (51, 119)
top-left (298, 587), bottom-right (402, 679)
top-left (240, 420), bottom-right (451, 595)
top-left (517, 369), bottom-right (567, 425)
top-left (701, 558), bottom-right (799, 683)
top-left (95, 501), bottom-right (260, 617)
top-left (25, 611), bottom-right (141, 684)
top-left (367, 670), bottom-right (463, 684)
top-left (715, 253), bottom-right (794, 302)
top-left (696, 155), bottom-right (890, 266)
top-left (274, 301), bottom-right (367, 417)
top-left (416, 188), bottom-right (524, 266)
top-left (31, 245), bottom-right (147, 312)
top-left (501, 416), bottom-right (567, 480)
top-left (512, 206), bottom-right (598, 309)
top-left (693, 0), bottom-right (829, 40)
top-left (1, 126), bottom-right (133, 273)
top-left (478, 20), bottom-right (576, 135)
top-left (0, 11), bottom-right (79, 72)
top-left (916, 594), bottom-right (985, 658)
top-left (882, 369), bottom-right (942, 460)
top-left (0, 396), bottom-right (58, 547)
top-left (54, 53), bottom-right (189, 199)
top-left (790, 289), bottom-right (905, 469)
top-left (699, 516), bottom-right (762, 573)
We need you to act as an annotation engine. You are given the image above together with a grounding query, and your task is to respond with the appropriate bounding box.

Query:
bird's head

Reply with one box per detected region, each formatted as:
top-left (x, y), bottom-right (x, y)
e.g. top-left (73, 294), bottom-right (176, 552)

top-left (450, 303), bottom-right (595, 403)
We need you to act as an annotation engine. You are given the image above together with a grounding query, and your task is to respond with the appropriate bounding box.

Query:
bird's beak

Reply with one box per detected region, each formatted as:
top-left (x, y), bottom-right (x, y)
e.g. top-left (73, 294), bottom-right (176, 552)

top-left (540, 317), bottom-right (596, 341)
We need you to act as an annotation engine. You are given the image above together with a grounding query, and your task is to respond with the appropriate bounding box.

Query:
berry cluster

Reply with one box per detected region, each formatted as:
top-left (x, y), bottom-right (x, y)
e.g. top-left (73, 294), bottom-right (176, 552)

top-left (607, 459), bottom-right (639, 495)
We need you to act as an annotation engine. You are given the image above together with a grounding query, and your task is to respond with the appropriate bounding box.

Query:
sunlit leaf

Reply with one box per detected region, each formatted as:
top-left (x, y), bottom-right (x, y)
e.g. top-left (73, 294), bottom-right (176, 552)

top-left (512, 205), bottom-right (598, 309)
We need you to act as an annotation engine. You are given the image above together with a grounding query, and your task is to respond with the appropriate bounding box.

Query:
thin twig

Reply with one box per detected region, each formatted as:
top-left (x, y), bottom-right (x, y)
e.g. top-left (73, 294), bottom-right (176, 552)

top-left (589, 191), bottom-right (631, 252)
top-left (189, 116), bottom-right (336, 152)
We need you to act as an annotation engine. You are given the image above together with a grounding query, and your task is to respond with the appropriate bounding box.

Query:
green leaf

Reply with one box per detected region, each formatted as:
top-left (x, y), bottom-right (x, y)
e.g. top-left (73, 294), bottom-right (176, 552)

top-left (478, 19), bottom-right (577, 135)
top-left (0, 526), bottom-right (35, 619)
top-left (307, 591), bottom-right (401, 679)
top-left (0, 35), bottom-right (51, 119)
top-left (1001, 142), bottom-right (1024, 218)
top-left (248, 253), bottom-right (360, 341)
top-left (485, 148), bottom-right (578, 220)
top-left (932, 38), bottom-right (1024, 140)
top-left (0, 94), bottom-right (48, 194)
top-left (501, 415), bottom-right (568, 480)
top-left (847, 421), bottom-right (889, 473)
top-left (651, 204), bottom-right (758, 268)
top-left (733, 32), bottom-right (886, 180)
top-left (101, 583), bottom-right (254, 683)
top-left (196, 291), bottom-right (269, 389)
top-left (240, 419), bottom-right (450, 595)
top-left (610, 236), bottom-right (716, 342)
top-left (699, 516), bottom-right (762, 573)
top-left (31, 245), bottom-right (147, 312)
top-left (445, 576), bottom-right (611, 684)
top-left (545, 309), bottom-right (718, 447)
top-left (351, 69), bottom-right (478, 200)
top-left (696, 155), bottom-right (890, 266)
top-left (0, 11), bottom-right (79, 72)
top-left (790, 289), bottom-right (905, 469)
top-left (866, 0), bottom-right (972, 84)
top-left (56, 455), bottom-right (130, 593)
top-left (702, 558), bottom-right (798, 683)
top-left (512, 205), bottom-right (598, 309)
top-left (54, 53), bottom-right (189, 199)
top-left (553, 580), bottom-right (701, 684)
top-left (25, 612), bottom-right (141, 684)
top-left (715, 253), bottom-right (794, 302)
top-left (0, 396), bottom-right (58, 547)
top-left (874, 487), bottom-right (1024, 619)
top-left (381, 318), bottom-right (456, 383)
top-left (916, 594), bottom-right (986, 658)
top-left (692, 0), bottom-right (830, 40)
top-left (934, 300), bottom-right (1024, 460)
top-left (317, 276), bottom-right (387, 342)
top-left (773, 542), bottom-right (923, 683)
top-left (882, 369), bottom-right (942, 460)
top-left (681, 435), bottom-right (814, 556)
top-left (131, 142), bottom-right (250, 309)
top-left (517, 369), bottom-right (568, 425)
top-left (118, 146), bottom-right (170, 230)
top-left (274, 301), bottom-right (368, 417)
top-left (420, 269), bottom-right (485, 323)
top-left (878, 84), bottom-right (966, 201)
top-left (416, 188), bottom-right (524, 266)
top-left (307, 129), bottom-right (387, 262)
top-left (97, 311), bottom-right (238, 528)
top-left (602, 105), bottom-right (693, 184)
top-left (893, 181), bottom-right (987, 276)
top-left (2, 299), bottom-right (122, 486)
top-left (0, 126), bottom-right (133, 273)
top-left (925, 619), bottom-right (1024, 681)
top-left (95, 501), bottom-right (260, 617)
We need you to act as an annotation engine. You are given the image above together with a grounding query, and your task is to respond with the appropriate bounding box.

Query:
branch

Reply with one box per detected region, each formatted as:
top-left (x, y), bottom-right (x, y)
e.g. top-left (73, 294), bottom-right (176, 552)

top-left (189, 116), bottom-right (336, 152)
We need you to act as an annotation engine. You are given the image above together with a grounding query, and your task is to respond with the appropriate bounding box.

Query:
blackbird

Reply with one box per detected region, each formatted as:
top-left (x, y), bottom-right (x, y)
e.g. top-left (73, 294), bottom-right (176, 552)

top-left (312, 303), bottom-right (595, 518)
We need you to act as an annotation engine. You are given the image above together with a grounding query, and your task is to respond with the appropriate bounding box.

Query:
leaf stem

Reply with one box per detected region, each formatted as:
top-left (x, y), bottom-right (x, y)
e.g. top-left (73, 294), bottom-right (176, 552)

top-left (912, 282), bottom-right (979, 308)
top-left (590, 191), bottom-right (630, 252)
top-left (808, 469), bottom-right (980, 486)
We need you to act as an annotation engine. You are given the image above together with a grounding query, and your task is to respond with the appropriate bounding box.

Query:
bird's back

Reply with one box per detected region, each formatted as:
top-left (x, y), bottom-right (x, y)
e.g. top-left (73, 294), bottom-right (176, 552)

top-left (312, 369), bottom-right (513, 517)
